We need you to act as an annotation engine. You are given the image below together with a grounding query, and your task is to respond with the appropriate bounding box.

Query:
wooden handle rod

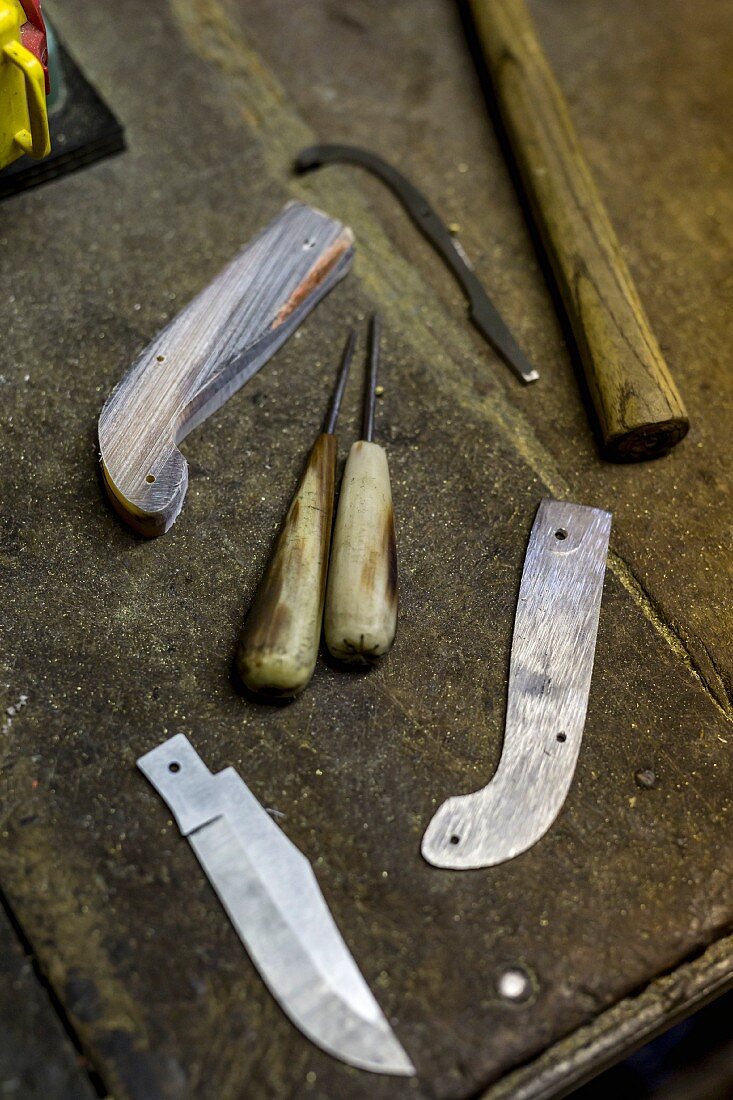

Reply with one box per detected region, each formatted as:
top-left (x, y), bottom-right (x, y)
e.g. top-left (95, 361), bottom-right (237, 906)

top-left (469, 0), bottom-right (689, 460)
top-left (325, 315), bottom-right (398, 665)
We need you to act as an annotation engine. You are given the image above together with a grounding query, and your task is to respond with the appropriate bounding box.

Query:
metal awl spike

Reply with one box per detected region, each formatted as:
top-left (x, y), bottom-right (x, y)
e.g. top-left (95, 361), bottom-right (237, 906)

top-left (324, 328), bottom-right (357, 435)
top-left (362, 312), bottom-right (380, 442)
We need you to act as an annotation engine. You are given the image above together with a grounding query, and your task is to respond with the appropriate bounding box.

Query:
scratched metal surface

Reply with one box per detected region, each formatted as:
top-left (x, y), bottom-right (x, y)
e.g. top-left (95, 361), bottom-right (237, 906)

top-left (0, 1), bottom-right (731, 1099)
top-left (139, 735), bottom-right (414, 1076)
top-left (423, 500), bottom-right (612, 869)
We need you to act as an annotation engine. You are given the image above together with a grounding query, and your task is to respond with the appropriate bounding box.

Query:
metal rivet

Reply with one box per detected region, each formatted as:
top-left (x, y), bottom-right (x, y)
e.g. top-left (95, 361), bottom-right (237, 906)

top-left (498, 966), bottom-right (531, 1002)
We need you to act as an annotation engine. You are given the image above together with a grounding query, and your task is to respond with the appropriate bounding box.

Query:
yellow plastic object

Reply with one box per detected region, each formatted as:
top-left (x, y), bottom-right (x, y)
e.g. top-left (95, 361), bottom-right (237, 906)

top-left (0, 0), bottom-right (49, 169)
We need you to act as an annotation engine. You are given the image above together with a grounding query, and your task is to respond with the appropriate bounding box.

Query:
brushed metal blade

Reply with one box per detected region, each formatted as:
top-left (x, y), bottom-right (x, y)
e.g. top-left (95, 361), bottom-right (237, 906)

top-left (422, 499), bottom-right (611, 869)
top-left (138, 734), bottom-right (414, 1076)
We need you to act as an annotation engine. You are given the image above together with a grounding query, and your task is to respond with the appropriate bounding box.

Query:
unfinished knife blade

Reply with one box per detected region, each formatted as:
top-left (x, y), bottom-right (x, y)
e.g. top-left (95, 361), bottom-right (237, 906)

top-left (295, 144), bottom-right (538, 384)
top-left (138, 734), bottom-right (414, 1076)
top-left (99, 202), bottom-right (354, 536)
top-left (422, 499), bottom-right (611, 869)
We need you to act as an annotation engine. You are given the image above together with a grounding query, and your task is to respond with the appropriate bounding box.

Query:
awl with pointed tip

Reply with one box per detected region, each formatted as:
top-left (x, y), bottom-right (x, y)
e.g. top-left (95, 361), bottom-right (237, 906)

top-left (138, 734), bottom-right (415, 1075)
top-left (295, 144), bottom-right (538, 385)
top-left (236, 332), bottom-right (356, 698)
top-left (325, 315), bottom-right (398, 664)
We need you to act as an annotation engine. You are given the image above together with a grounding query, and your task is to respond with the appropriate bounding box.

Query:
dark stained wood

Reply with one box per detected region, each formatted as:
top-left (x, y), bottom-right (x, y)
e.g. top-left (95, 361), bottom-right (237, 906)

top-left (0, 1), bottom-right (730, 1098)
top-left (0, 904), bottom-right (98, 1099)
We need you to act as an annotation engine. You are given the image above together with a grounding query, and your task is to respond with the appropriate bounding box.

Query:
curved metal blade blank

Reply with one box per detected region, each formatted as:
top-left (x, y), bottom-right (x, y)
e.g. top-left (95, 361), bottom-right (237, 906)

top-left (138, 735), bottom-right (414, 1076)
top-left (295, 144), bottom-right (538, 384)
top-left (422, 500), bottom-right (611, 869)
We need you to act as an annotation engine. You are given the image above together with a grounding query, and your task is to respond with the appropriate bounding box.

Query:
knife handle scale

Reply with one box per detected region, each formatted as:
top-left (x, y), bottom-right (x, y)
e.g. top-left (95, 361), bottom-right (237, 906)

top-left (98, 203), bottom-right (354, 536)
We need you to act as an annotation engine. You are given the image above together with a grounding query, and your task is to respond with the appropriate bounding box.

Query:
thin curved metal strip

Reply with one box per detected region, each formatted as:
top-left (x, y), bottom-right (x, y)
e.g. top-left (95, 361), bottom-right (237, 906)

top-left (422, 499), bottom-right (611, 869)
top-left (295, 143), bottom-right (538, 383)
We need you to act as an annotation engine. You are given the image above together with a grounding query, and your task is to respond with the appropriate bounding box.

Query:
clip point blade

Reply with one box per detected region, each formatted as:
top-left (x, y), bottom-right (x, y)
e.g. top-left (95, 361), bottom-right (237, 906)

top-left (191, 812), bottom-right (416, 1075)
top-left (307, 1001), bottom-right (415, 1077)
top-left (141, 737), bottom-right (414, 1075)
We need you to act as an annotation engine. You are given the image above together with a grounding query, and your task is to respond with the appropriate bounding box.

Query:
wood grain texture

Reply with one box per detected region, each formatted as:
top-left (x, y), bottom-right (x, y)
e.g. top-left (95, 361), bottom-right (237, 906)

top-left (324, 441), bottom-right (398, 664)
top-left (99, 203), bottom-right (354, 536)
top-left (236, 433), bottom-right (337, 698)
top-left (469, 0), bottom-right (689, 460)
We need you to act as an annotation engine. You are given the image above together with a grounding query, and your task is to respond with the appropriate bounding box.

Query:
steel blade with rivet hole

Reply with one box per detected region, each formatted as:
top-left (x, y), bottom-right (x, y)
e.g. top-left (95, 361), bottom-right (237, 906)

top-left (138, 734), bottom-right (414, 1075)
top-left (422, 499), bottom-right (611, 869)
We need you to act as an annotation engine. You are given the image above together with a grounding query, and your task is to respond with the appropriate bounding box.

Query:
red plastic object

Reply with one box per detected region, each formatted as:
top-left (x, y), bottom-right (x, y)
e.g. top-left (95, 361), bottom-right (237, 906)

top-left (19, 0), bottom-right (49, 94)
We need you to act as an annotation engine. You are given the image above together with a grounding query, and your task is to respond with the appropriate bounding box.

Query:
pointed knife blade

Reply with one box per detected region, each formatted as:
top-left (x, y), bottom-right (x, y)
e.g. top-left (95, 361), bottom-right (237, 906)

top-left (422, 499), bottom-right (611, 869)
top-left (138, 734), bottom-right (414, 1076)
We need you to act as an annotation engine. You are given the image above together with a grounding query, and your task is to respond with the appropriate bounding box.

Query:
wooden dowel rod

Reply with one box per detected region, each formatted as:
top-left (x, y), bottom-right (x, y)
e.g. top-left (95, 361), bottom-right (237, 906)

top-left (469, 0), bottom-right (689, 460)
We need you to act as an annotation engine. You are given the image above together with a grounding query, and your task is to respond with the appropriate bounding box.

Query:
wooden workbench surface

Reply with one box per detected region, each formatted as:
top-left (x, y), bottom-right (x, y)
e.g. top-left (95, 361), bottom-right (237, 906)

top-left (0, 1), bottom-right (731, 1097)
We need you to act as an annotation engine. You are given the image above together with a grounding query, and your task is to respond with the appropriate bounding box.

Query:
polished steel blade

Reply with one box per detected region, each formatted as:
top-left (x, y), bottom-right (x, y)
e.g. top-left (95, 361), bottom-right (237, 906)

top-left (422, 500), bottom-right (611, 869)
top-left (138, 734), bottom-right (414, 1075)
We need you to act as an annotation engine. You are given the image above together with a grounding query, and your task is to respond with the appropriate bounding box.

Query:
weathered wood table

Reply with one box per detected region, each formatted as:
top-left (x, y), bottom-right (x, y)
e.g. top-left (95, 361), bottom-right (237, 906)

top-left (1, 1), bottom-right (731, 1097)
